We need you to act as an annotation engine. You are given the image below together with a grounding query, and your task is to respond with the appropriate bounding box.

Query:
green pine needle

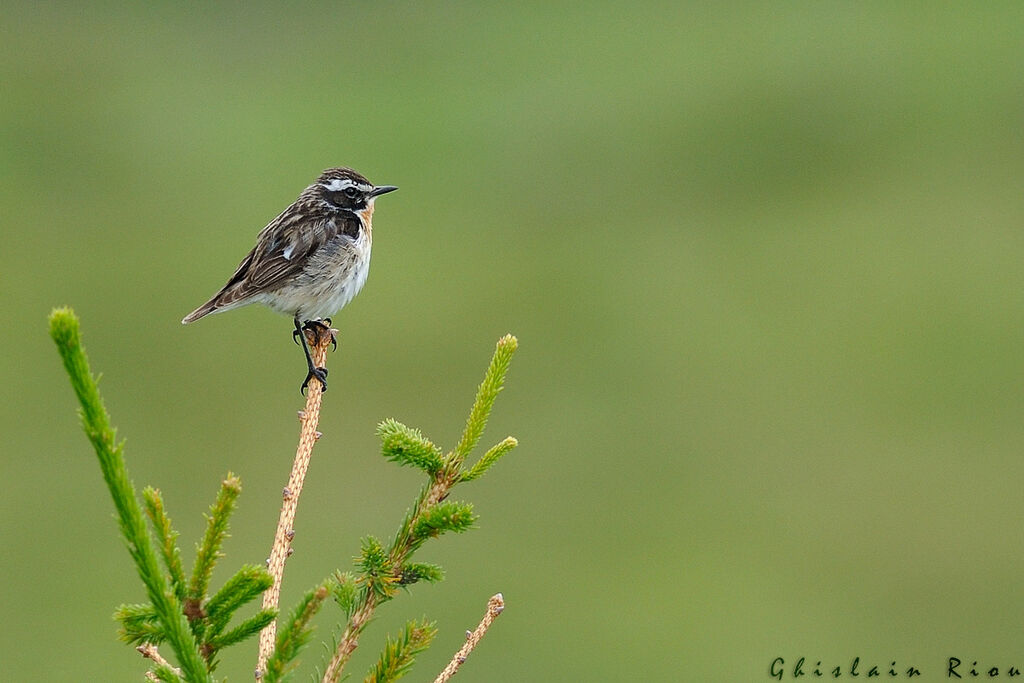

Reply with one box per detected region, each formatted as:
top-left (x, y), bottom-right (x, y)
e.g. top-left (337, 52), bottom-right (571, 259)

top-left (114, 603), bottom-right (163, 645)
top-left (150, 664), bottom-right (184, 683)
top-left (452, 334), bottom-right (517, 466)
top-left (143, 487), bottom-right (188, 605)
top-left (397, 563), bottom-right (445, 586)
top-left (188, 474), bottom-right (242, 609)
top-left (331, 572), bottom-right (358, 617)
top-left (264, 584), bottom-right (330, 683)
top-left (388, 487), bottom-right (430, 557)
top-left (377, 419), bottom-right (444, 475)
top-left (204, 608), bottom-right (276, 651)
top-left (48, 308), bottom-right (211, 683)
top-left (357, 536), bottom-right (389, 576)
top-left (204, 563), bottom-right (274, 639)
top-left (362, 619), bottom-right (437, 683)
top-left (461, 436), bottom-right (518, 482)
top-left (412, 501), bottom-right (476, 540)
top-left (358, 535), bottom-right (398, 599)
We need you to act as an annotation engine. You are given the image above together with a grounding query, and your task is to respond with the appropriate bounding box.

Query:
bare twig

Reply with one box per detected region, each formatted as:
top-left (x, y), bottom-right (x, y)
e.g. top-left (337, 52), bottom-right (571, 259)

top-left (137, 643), bottom-right (182, 678)
top-left (433, 594), bottom-right (505, 683)
top-left (256, 325), bottom-right (335, 678)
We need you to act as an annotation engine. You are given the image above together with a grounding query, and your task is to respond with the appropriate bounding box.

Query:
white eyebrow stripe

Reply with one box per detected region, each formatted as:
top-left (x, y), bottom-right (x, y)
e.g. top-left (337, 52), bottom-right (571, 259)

top-left (323, 178), bottom-right (352, 192)
top-left (323, 178), bottom-right (373, 193)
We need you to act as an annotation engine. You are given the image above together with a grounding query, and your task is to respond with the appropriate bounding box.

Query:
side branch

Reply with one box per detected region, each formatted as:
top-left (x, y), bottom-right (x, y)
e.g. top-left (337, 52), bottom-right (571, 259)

top-left (433, 593), bottom-right (506, 683)
top-left (321, 335), bottom-right (518, 683)
top-left (320, 477), bottom-right (451, 682)
top-left (138, 643), bottom-right (182, 680)
top-left (256, 325), bottom-right (335, 678)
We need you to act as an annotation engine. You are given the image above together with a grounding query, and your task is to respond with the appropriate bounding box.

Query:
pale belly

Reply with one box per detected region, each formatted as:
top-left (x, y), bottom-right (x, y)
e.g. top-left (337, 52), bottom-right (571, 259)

top-left (258, 234), bottom-right (372, 320)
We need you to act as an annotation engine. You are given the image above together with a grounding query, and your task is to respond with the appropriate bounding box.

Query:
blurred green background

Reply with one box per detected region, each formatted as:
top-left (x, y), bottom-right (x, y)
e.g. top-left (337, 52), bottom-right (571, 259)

top-left (3, 3), bottom-right (1024, 680)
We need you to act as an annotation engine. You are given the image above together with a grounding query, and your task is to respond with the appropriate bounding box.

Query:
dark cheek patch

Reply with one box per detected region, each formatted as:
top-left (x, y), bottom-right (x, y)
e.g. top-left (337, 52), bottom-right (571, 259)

top-left (326, 191), bottom-right (367, 212)
top-left (326, 191), bottom-right (351, 208)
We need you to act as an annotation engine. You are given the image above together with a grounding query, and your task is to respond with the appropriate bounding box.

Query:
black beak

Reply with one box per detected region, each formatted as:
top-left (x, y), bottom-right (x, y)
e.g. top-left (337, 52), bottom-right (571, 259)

top-left (370, 185), bottom-right (398, 197)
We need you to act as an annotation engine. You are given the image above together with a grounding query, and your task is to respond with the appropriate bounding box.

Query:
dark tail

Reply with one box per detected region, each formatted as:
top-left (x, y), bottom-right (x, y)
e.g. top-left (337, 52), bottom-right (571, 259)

top-left (181, 297), bottom-right (221, 324)
top-left (183, 249), bottom-right (256, 324)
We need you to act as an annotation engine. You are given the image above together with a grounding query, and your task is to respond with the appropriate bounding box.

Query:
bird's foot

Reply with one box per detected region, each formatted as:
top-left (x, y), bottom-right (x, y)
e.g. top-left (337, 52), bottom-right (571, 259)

top-left (301, 366), bottom-right (329, 394)
top-left (301, 319), bottom-right (337, 350)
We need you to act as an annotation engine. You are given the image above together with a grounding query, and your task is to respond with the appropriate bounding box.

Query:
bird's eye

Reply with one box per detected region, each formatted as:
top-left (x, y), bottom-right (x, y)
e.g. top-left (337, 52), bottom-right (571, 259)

top-left (344, 187), bottom-right (359, 198)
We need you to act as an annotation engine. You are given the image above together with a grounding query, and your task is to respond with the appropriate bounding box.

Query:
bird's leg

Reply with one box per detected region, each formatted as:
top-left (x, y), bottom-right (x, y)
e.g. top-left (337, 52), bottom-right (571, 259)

top-left (293, 317), bottom-right (329, 394)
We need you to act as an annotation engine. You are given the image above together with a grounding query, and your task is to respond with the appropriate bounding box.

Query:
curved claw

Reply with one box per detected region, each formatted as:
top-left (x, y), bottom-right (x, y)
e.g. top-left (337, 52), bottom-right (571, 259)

top-left (292, 328), bottom-right (303, 346)
top-left (300, 366), bottom-right (329, 394)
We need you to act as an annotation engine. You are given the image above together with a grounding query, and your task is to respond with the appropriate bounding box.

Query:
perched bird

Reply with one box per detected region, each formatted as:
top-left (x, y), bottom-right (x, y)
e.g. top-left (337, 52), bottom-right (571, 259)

top-left (182, 167), bottom-right (397, 392)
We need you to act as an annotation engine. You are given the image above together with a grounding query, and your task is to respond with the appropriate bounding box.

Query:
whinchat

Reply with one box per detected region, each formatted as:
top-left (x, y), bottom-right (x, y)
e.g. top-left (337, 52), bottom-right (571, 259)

top-left (182, 167), bottom-right (397, 392)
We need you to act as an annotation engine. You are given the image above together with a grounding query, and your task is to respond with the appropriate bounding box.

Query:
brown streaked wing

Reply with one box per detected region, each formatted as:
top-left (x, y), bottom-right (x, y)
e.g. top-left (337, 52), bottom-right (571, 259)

top-left (236, 208), bottom-right (361, 294)
top-left (212, 202), bottom-right (311, 298)
top-left (202, 207), bottom-right (332, 309)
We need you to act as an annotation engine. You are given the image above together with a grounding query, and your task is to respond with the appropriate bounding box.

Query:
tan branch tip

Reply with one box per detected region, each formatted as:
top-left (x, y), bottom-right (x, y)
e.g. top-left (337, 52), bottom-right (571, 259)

top-left (433, 593), bottom-right (506, 683)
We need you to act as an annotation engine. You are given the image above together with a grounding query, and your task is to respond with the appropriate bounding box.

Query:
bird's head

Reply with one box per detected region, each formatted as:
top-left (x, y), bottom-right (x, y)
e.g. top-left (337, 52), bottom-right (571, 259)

top-left (316, 168), bottom-right (398, 212)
